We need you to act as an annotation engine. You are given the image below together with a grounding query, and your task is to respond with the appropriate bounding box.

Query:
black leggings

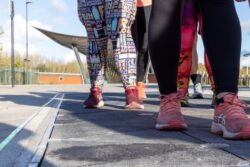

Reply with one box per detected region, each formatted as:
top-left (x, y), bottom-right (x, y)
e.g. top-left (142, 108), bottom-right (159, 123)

top-left (149, 0), bottom-right (241, 95)
top-left (132, 5), bottom-right (152, 82)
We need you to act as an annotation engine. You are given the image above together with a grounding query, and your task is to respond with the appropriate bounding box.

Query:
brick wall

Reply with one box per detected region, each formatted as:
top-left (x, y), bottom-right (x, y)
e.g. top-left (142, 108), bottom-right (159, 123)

top-left (38, 72), bottom-right (83, 84)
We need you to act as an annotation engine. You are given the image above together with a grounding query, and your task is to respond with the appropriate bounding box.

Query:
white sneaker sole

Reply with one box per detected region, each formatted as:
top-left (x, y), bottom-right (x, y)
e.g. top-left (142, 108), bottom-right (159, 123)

top-left (155, 123), bottom-right (187, 130)
top-left (84, 101), bottom-right (104, 108)
top-left (125, 102), bottom-right (144, 110)
top-left (191, 93), bottom-right (203, 99)
top-left (211, 122), bottom-right (250, 139)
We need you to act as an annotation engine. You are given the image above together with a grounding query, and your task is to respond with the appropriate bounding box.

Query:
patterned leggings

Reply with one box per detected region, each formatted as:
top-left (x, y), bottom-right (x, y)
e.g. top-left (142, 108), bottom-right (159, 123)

top-left (78, 0), bottom-right (137, 88)
top-left (178, 0), bottom-right (215, 93)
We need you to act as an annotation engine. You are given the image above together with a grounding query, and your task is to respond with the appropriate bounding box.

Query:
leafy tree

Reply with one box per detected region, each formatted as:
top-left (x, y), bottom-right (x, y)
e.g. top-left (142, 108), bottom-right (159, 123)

top-left (36, 64), bottom-right (48, 72)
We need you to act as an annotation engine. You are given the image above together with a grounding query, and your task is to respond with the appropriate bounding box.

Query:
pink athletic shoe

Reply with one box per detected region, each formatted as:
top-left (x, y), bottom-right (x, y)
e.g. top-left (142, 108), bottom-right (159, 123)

top-left (156, 93), bottom-right (187, 130)
top-left (125, 86), bottom-right (144, 109)
top-left (211, 94), bottom-right (250, 139)
top-left (83, 87), bottom-right (104, 108)
top-left (137, 82), bottom-right (147, 99)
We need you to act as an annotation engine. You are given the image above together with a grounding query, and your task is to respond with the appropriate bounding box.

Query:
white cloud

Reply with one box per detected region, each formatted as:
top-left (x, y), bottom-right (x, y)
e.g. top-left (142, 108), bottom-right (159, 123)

top-left (50, 0), bottom-right (68, 13)
top-left (1, 14), bottom-right (53, 56)
top-left (64, 51), bottom-right (76, 63)
top-left (0, 14), bottom-right (85, 63)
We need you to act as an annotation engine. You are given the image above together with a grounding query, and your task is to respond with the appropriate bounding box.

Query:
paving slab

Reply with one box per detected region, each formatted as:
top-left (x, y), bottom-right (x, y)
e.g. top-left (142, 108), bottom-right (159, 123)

top-left (0, 85), bottom-right (87, 142)
top-left (0, 85), bottom-right (82, 166)
top-left (41, 85), bottom-right (250, 167)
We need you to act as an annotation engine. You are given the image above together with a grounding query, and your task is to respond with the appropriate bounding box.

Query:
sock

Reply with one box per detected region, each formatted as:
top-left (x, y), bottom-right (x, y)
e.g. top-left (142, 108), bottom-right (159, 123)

top-left (190, 74), bottom-right (202, 85)
top-left (216, 92), bottom-right (232, 99)
top-left (216, 92), bottom-right (235, 105)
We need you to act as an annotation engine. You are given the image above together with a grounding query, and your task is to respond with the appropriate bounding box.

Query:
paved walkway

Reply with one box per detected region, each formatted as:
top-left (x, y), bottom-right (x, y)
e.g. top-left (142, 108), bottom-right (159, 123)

top-left (0, 84), bottom-right (250, 167)
top-left (0, 85), bottom-right (81, 166)
top-left (42, 85), bottom-right (250, 167)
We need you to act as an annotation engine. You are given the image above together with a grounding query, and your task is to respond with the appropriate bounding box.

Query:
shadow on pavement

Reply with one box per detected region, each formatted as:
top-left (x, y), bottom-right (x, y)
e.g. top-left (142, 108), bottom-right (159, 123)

top-left (0, 92), bottom-right (61, 108)
top-left (0, 123), bottom-right (53, 167)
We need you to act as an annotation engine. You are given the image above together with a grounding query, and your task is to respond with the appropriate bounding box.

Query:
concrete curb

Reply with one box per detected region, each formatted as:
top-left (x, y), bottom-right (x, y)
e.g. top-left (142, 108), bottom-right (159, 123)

top-left (28, 94), bottom-right (64, 167)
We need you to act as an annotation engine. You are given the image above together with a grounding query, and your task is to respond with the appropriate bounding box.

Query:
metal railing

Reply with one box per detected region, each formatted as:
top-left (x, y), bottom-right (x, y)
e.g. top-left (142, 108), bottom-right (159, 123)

top-left (1, 66), bottom-right (249, 87)
top-left (239, 75), bottom-right (250, 86)
top-left (0, 67), bottom-right (39, 85)
top-left (201, 73), bottom-right (250, 87)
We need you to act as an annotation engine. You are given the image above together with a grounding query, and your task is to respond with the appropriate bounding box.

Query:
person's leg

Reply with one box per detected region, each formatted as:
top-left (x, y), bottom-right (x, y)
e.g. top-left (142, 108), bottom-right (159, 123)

top-left (132, 6), bottom-right (151, 83)
top-left (200, 0), bottom-right (240, 94)
top-left (190, 34), bottom-right (199, 75)
top-left (177, 37), bottom-right (194, 106)
top-left (177, 0), bottom-right (197, 106)
top-left (199, 0), bottom-right (250, 139)
top-left (149, 0), bottom-right (187, 130)
top-left (190, 33), bottom-right (203, 99)
top-left (106, 0), bottom-right (143, 109)
top-left (177, 35), bottom-right (193, 106)
top-left (197, 13), bottom-right (214, 103)
top-left (131, 5), bottom-right (152, 99)
top-left (78, 0), bottom-right (107, 108)
top-left (204, 54), bottom-right (215, 92)
top-left (204, 52), bottom-right (216, 107)
top-left (149, 0), bottom-right (184, 95)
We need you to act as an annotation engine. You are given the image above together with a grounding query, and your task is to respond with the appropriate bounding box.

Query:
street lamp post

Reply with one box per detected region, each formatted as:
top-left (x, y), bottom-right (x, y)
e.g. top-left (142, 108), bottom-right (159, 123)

top-left (9, 0), bottom-right (15, 88)
top-left (24, 0), bottom-right (32, 84)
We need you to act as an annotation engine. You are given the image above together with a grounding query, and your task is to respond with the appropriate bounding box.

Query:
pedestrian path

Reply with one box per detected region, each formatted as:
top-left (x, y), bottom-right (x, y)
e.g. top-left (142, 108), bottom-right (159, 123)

top-left (41, 85), bottom-right (250, 167)
top-left (0, 85), bottom-right (78, 167)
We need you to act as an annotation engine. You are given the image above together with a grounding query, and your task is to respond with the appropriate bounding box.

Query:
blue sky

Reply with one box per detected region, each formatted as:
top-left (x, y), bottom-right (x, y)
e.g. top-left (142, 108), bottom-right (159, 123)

top-left (0, 0), bottom-right (249, 64)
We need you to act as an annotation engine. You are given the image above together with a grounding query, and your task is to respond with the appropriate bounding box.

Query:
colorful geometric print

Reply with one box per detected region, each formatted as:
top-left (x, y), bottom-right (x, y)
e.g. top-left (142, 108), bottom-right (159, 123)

top-left (78, 0), bottom-right (137, 88)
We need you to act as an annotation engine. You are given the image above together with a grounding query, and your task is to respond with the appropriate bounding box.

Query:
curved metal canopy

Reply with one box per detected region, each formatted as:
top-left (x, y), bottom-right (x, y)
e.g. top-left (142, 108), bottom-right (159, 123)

top-left (33, 27), bottom-right (88, 54)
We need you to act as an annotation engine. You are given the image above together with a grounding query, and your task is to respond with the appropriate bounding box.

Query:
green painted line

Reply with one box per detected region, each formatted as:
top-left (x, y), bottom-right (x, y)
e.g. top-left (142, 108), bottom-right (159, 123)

top-left (0, 93), bottom-right (61, 151)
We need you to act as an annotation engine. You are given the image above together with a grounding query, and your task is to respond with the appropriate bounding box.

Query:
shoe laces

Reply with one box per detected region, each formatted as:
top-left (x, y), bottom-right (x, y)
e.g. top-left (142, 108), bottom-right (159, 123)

top-left (137, 82), bottom-right (146, 88)
top-left (219, 94), bottom-right (248, 118)
top-left (89, 87), bottom-right (102, 99)
top-left (160, 93), bottom-right (180, 112)
top-left (137, 86), bottom-right (143, 92)
top-left (126, 86), bottom-right (138, 97)
top-left (222, 94), bottom-right (247, 108)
